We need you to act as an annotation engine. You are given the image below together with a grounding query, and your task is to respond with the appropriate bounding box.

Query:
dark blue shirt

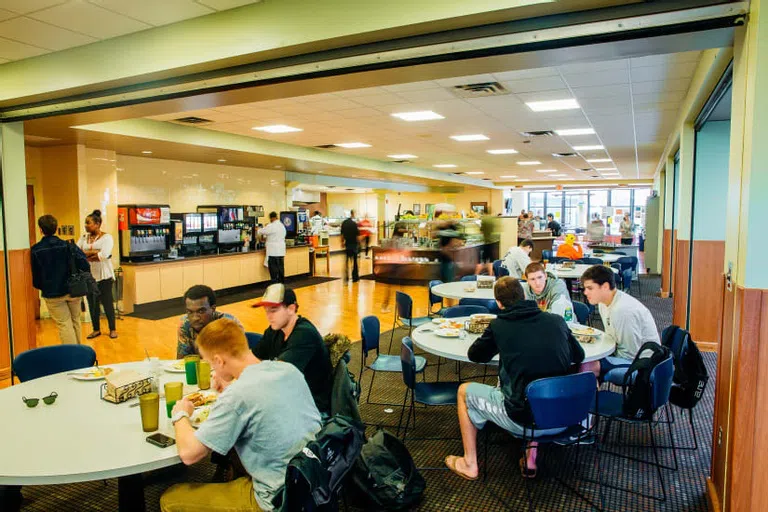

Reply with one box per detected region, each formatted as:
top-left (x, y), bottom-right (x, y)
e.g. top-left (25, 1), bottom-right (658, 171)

top-left (31, 236), bottom-right (89, 298)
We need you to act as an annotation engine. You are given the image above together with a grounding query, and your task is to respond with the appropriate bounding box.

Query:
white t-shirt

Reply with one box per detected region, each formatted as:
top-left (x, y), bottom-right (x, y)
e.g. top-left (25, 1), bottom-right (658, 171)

top-left (260, 220), bottom-right (286, 266)
top-left (599, 289), bottom-right (660, 360)
top-left (76, 233), bottom-right (115, 281)
top-left (502, 246), bottom-right (531, 279)
top-left (309, 215), bottom-right (324, 235)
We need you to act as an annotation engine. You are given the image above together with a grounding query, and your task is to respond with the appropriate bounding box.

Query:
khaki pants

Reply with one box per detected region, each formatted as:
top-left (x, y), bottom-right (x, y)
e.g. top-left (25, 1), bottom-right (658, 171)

top-left (160, 477), bottom-right (262, 512)
top-left (44, 295), bottom-right (82, 345)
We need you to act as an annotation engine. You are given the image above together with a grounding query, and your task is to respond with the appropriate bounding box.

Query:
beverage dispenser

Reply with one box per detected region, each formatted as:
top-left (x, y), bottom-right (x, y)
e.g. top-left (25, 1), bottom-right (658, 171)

top-left (171, 213), bottom-right (203, 256)
top-left (117, 205), bottom-right (172, 261)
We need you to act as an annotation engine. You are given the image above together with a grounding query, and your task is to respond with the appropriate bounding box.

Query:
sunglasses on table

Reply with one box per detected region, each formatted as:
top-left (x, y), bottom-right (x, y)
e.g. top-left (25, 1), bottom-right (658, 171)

top-left (22, 392), bottom-right (58, 408)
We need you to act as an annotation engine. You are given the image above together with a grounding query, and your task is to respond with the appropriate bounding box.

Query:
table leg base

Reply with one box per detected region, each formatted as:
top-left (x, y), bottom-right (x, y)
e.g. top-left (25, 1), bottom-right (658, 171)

top-left (0, 485), bottom-right (22, 512)
top-left (118, 474), bottom-right (145, 512)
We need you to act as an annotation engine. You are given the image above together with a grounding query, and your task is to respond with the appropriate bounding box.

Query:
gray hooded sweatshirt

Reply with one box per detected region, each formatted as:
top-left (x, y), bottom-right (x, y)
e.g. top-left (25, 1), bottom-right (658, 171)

top-left (522, 271), bottom-right (572, 312)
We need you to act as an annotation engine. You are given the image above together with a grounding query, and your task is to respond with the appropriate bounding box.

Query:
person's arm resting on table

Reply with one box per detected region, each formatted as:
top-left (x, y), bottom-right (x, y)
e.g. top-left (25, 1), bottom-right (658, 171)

top-left (171, 398), bottom-right (211, 465)
top-left (468, 327), bottom-right (499, 363)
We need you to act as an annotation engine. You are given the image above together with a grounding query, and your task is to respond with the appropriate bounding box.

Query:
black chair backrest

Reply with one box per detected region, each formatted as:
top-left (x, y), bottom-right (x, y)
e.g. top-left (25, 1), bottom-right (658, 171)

top-left (443, 305), bottom-right (489, 318)
top-left (400, 338), bottom-right (417, 389)
top-left (428, 280), bottom-right (443, 306)
top-left (577, 258), bottom-right (603, 265)
top-left (572, 301), bottom-right (590, 324)
top-left (245, 332), bottom-right (262, 353)
top-left (360, 316), bottom-right (381, 356)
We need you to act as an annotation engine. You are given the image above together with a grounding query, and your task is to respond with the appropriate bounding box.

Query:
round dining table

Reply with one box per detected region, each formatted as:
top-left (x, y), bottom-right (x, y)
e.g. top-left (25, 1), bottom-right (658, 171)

top-left (411, 317), bottom-right (615, 364)
top-left (0, 360), bottom-right (194, 511)
top-left (550, 263), bottom-right (619, 280)
top-left (431, 281), bottom-right (495, 301)
top-left (585, 252), bottom-right (622, 264)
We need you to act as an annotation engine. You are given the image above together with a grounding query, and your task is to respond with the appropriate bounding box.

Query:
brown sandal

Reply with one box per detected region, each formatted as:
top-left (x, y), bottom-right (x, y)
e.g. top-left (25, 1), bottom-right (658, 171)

top-left (86, 331), bottom-right (101, 339)
top-left (445, 456), bottom-right (478, 481)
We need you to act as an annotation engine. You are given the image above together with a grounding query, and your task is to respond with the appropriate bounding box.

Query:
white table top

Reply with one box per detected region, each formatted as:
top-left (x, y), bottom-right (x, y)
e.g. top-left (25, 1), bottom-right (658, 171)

top-left (411, 317), bottom-right (615, 364)
top-left (431, 282), bottom-right (495, 300)
top-left (586, 253), bottom-right (622, 263)
top-left (550, 263), bottom-right (619, 279)
top-left (0, 361), bottom-right (190, 485)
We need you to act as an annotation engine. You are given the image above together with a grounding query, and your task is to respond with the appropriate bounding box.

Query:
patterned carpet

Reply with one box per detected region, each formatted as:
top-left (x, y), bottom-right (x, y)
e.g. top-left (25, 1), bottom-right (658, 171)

top-left (16, 275), bottom-right (715, 512)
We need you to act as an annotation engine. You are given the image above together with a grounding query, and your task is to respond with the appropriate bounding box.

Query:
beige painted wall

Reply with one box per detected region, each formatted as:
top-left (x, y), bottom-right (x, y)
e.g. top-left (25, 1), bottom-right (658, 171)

top-left (79, 148), bottom-right (120, 241)
top-left (115, 155), bottom-right (287, 215)
top-left (36, 145), bottom-right (81, 241)
top-left (387, 189), bottom-right (494, 220)
top-left (325, 193), bottom-right (378, 218)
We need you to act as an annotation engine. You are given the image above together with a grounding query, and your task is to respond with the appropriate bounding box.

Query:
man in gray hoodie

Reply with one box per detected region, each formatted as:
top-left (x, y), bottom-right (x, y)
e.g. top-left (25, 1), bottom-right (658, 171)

top-left (521, 262), bottom-right (572, 316)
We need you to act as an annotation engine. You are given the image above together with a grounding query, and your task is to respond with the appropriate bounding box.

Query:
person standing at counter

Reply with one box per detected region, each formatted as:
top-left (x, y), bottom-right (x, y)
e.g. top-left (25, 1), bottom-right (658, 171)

top-left (77, 210), bottom-right (118, 339)
top-left (31, 214), bottom-right (91, 345)
top-left (358, 213), bottom-right (374, 258)
top-left (310, 210), bottom-right (325, 236)
top-left (620, 214), bottom-right (635, 245)
top-left (261, 211), bottom-right (286, 284)
top-left (518, 213), bottom-right (534, 243)
top-left (546, 213), bottom-right (562, 237)
top-left (588, 214), bottom-right (606, 242)
top-left (341, 210), bottom-right (360, 282)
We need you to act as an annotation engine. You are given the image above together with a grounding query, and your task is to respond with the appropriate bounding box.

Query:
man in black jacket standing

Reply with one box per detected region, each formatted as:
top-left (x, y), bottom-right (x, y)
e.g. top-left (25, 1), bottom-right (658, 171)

top-left (340, 210), bottom-right (360, 282)
top-left (31, 215), bottom-right (90, 345)
top-left (445, 276), bottom-right (584, 480)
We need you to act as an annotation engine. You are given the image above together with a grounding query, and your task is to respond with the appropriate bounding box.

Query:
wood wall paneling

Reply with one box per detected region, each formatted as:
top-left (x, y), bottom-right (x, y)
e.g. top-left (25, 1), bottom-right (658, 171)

top-left (749, 291), bottom-right (768, 511)
top-left (661, 229), bottom-right (672, 297)
top-left (0, 253), bottom-right (9, 380)
top-left (672, 238), bottom-right (690, 328)
top-left (689, 240), bottom-right (726, 344)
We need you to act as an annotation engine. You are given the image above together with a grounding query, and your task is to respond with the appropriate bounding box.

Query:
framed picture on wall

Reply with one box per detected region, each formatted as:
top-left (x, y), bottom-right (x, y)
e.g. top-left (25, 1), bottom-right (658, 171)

top-left (413, 204), bottom-right (421, 215)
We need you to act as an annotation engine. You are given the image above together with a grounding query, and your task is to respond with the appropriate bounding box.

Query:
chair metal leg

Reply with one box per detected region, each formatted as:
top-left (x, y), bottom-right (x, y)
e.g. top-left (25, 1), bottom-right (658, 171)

top-left (648, 421), bottom-right (667, 502)
top-left (689, 408), bottom-right (698, 450)
top-left (396, 389), bottom-right (409, 437)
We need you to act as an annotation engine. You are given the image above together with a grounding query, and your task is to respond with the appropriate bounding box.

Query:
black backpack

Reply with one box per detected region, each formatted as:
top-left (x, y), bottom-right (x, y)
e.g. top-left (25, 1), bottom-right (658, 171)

top-left (662, 326), bottom-right (709, 409)
top-left (349, 429), bottom-right (426, 511)
top-left (274, 415), bottom-right (365, 511)
top-left (622, 342), bottom-right (671, 420)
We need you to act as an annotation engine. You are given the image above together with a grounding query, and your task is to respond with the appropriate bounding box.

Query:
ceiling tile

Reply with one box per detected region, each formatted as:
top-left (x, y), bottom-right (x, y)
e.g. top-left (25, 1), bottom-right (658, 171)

top-left (434, 74), bottom-right (497, 88)
top-left (631, 79), bottom-right (690, 95)
top-left (0, 35), bottom-right (48, 60)
top-left (381, 81), bottom-right (440, 93)
top-left (630, 61), bottom-right (698, 83)
top-left (630, 51), bottom-right (700, 68)
top-left (0, 0), bottom-right (65, 15)
top-left (0, 8), bottom-right (17, 21)
top-left (571, 84), bottom-right (629, 100)
top-left (501, 76), bottom-right (566, 94)
top-left (557, 59), bottom-right (627, 75)
top-left (90, 0), bottom-right (214, 27)
top-left (196, 0), bottom-right (258, 10)
top-left (30, 3), bottom-right (151, 39)
top-left (561, 69), bottom-right (629, 88)
top-left (492, 67), bottom-right (558, 81)
top-left (345, 92), bottom-right (405, 107)
top-left (0, 16), bottom-right (96, 51)
top-left (395, 88), bottom-right (455, 103)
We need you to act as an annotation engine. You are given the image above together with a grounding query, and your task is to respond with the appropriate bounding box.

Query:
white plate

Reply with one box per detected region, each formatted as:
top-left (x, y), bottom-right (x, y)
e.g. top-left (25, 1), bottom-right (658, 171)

top-left (190, 405), bottom-right (211, 429)
top-left (432, 318), bottom-right (448, 324)
top-left (434, 328), bottom-right (462, 338)
top-left (70, 369), bottom-right (112, 381)
top-left (165, 361), bottom-right (186, 373)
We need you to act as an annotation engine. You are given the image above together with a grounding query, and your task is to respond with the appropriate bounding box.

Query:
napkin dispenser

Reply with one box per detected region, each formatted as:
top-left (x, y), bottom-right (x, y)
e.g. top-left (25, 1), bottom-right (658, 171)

top-left (100, 370), bottom-right (153, 404)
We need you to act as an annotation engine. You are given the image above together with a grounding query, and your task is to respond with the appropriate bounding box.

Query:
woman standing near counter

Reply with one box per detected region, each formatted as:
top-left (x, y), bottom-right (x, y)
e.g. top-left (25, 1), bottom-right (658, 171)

top-left (77, 210), bottom-right (117, 339)
top-left (620, 214), bottom-right (635, 245)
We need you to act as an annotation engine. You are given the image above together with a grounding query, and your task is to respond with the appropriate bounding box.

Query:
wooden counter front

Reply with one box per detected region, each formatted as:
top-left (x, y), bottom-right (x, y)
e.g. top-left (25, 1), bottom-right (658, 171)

top-left (120, 246), bottom-right (310, 314)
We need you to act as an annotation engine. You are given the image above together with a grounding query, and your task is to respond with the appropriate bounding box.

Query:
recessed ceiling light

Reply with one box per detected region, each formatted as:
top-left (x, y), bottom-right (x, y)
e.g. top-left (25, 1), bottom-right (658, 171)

top-left (526, 99), bottom-right (580, 112)
top-left (596, 167), bottom-right (617, 171)
top-left (217, 159), bottom-right (227, 163)
top-left (550, 174), bottom-right (568, 177)
top-left (434, 164), bottom-right (457, 168)
top-left (450, 134), bottom-right (489, 142)
top-left (465, 171), bottom-right (485, 175)
top-left (499, 175), bottom-right (518, 178)
top-left (601, 173), bottom-right (621, 177)
top-left (536, 169), bottom-right (558, 173)
top-left (335, 142), bottom-right (371, 148)
top-left (487, 149), bottom-right (518, 155)
top-left (141, 150), bottom-right (152, 154)
top-left (517, 161), bottom-right (541, 166)
top-left (387, 154), bottom-right (418, 159)
top-left (573, 145), bottom-right (605, 151)
top-left (514, 178), bottom-right (531, 182)
top-left (555, 128), bottom-right (596, 136)
top-left (586, 158), bottom-right (612, 163)
top-left (253, 124), bottom-right (303, 133)
top-left (391, 111), bottom-right (444, 122)
top-left (557, 178), bottom-right (576, 181)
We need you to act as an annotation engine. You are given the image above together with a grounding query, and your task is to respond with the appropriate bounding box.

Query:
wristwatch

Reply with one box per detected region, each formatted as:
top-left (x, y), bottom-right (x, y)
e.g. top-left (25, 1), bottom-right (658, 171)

top-left (171, 410), bottom-right (190, 425)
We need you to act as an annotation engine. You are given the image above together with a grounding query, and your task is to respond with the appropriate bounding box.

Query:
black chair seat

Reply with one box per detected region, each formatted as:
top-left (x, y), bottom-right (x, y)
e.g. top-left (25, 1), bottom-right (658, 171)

top-left (413, 381), bottom-right (460, 406)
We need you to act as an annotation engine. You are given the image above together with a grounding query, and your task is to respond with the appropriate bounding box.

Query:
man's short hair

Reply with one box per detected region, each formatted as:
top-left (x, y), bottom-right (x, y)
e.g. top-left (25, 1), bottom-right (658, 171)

top-left (196, 318), bottom-right (248, 358)
top-left (581, 265), bottom-right (616, 290)
top-left (38, 215), bottom-right (58, 236)
top-left (547, 213), bottom-right (554, 219)
top-left (494, 276), bottom-right (525, 309)
top-left (184, 285), bottom-right (217, 306)
top-left (525, 261), bottom-right (546, 276)
top-left (519, 239), bottom-right (534, 249)
top-left (269, 211), bottom-right (278, 220)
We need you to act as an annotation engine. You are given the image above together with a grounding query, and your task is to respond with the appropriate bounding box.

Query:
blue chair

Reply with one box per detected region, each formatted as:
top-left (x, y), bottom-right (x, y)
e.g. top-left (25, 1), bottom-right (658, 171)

top-left (458, 298), bottom-right (496, 312)
top-left (621, 269), bottom-right (633, 295)
top-left (397, 337), bottom-right (460, 440)
top-left (428, 280), bottom-right (445, 317)
top-left (460, 275), bottom-right (477, 282)
top-left (12, 345), bottom-right (97, 382)
top-left (492, 260), bottom-right (509, 277)
top-left (245, 332), bottom-right (262, 353)
top-left (442, 305), bottom-right (489, 318)
top-left (542, 249), bottom-right (554, 261)
top-left (572, 301), bottom-right (590, 325)
top-left (592, 357), bottom-right (677, 502)
top-left (616, 256), bottom-right (635, 274)
top-left (484, 372), bottom-right (601, 509)
top-left (549, 256), bottom-right (568, 264)
top-left (388, 291), bottom-right (431, 353)
top-left (360, 316), bottom-right (426, 406)
top-left (577, 258), bottom-right (603, 265)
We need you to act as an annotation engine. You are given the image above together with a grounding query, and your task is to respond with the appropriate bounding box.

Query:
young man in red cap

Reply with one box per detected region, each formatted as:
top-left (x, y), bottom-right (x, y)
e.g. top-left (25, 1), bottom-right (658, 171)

top-left (253, 284), bottom-right (333, 415)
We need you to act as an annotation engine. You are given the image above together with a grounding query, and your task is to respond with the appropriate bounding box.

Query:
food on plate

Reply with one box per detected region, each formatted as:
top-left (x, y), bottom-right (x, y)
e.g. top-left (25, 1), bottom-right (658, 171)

top-left (82, 367), bottom-right (113, 378)
top-left (436, 328), bottom-right (461, 337)
top-left (431, 319), bottom-right (463, 329)
top-left (192, 406), bottom-right (211, 427)
top-left (169, 360), bottom-right (185, 371)
top-left (570, 325), bottom-right (600, 344)
top-left (186, 392), bottom-right (217, 407)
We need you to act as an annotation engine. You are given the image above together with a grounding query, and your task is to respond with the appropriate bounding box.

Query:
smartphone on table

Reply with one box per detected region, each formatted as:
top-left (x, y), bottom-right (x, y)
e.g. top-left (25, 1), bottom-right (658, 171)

top-left (146, 433), bottom-right (175, 448)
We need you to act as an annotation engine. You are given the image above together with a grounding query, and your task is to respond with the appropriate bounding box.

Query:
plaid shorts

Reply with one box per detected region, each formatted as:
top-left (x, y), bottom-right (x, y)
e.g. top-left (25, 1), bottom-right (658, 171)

top-left (464, 383), bottom-right (567, 438)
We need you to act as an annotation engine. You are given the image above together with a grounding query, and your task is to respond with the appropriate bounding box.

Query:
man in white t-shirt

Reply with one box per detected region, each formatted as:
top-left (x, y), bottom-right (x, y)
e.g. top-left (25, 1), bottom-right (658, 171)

top-left (260, 211), bottom-right (287, 284)
top-left (579, 265), bottom-right (660, 379)
top-left (502, 239), bottom-right (533, 279)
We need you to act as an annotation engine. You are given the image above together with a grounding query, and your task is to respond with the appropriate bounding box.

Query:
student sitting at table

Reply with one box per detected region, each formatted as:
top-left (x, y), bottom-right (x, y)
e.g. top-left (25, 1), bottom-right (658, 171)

top-left (521, 262), bottom-right (572, 316)
top-left (162, 318), bottom-right (321, 512)
top-left (579, 265), bottom-right (660, 379)
top-left (252, 283), bottom-right (334, 416)
top-left (445, 276), bottom-right (585, 480)
top-left (176, 285), bottom-right (243, 359)
top-left (501, 238), bottom-right (533, 279)
top-left (555, 233), bottom-right (584, 260)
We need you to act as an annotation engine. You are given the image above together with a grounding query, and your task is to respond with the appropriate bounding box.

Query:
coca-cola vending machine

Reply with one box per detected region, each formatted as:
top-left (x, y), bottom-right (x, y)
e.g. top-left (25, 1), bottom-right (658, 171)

top-left (118, 205), bottom-right (172, 261)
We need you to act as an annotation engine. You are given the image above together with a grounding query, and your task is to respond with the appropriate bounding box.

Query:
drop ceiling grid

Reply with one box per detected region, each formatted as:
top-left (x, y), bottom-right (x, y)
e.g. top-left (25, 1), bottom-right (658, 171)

top-left (144, 51), bottom-right (701, 182)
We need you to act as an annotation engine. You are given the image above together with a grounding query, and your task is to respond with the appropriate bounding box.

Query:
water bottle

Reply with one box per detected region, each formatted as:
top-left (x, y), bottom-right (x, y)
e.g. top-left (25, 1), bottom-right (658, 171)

top-left (564, 306), bottom-right (573, 323)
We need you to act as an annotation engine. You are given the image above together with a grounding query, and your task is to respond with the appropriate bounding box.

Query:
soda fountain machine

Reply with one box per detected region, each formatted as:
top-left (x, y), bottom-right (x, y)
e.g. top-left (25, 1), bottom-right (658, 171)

top-left (117, 205), bottom-right (172, 261)
top-left (170, 212), bottom-right (203, 256)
